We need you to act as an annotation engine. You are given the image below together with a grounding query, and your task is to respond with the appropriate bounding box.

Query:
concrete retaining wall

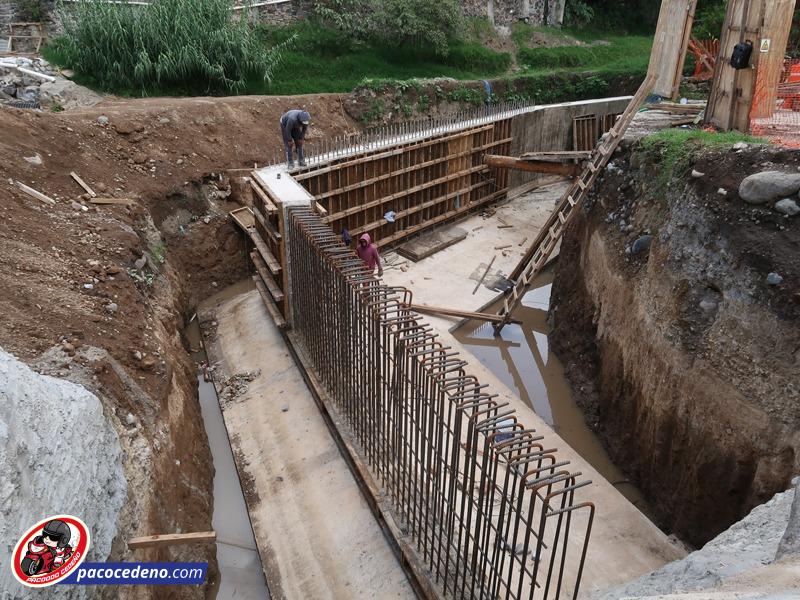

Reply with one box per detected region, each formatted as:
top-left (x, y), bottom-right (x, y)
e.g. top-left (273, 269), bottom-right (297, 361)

top-left (508, 96), bottom-right (632, 189)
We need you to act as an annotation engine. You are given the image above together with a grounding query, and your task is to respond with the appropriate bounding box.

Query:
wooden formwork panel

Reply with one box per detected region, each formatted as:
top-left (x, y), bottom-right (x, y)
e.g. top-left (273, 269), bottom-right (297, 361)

top-left (706, 0), bottom-right (767, 131)
top-left (296, 120), bottom-right (513, 249)
top-left (249, 174), bottom-right (287, 318)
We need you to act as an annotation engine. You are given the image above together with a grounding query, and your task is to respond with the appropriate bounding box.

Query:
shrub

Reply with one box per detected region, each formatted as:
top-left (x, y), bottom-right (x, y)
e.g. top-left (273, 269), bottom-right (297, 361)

top-left (313, 0), bottom-right (463, 56)
top-left (53, 0), bottom-right (288, 94)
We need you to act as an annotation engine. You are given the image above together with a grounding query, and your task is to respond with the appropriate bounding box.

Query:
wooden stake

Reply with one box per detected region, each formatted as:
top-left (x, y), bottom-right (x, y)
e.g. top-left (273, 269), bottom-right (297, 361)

top-left (518, 237), bottom-right (528, 246)
top-left (128, 531), bottom-right (216, 550)
top-left (472, 255), bottom-right (496, 295)
top-left (70, 172), bottom-right (96, 198)
top-left (90, 197), bottom-right (135, 205)
top-left (15, 181), bottom-right (55, 205)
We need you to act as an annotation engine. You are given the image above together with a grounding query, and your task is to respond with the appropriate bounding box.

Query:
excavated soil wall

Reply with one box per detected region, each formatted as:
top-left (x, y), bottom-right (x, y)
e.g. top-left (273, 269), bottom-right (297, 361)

top-left (0, 94), bottom-right (356, 597)
top-left (551, 141), bottom-right (800, 547)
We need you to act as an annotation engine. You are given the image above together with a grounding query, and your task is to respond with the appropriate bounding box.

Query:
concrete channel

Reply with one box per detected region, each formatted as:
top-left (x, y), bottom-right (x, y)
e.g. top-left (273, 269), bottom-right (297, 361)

top-left (185, 314), bottom-right (271, 599)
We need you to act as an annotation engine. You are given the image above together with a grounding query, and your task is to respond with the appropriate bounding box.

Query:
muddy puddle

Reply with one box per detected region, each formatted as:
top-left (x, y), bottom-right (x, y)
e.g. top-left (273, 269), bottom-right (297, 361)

top-left (185, 315), bottom-right (270, 599)
top-left (454, 267), bottom-right (654, 518)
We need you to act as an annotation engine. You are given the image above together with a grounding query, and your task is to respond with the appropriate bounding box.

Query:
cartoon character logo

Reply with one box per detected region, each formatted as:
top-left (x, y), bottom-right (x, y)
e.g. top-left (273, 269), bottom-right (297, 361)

top-left (12, 515), bottom-right (90, 587)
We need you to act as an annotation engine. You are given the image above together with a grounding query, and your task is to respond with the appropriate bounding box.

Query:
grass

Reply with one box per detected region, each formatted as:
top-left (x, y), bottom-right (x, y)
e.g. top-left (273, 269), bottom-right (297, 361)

top-left (637, 129), bottom-right (765, 189)
top-left (516, 31), bottom-right (652, 76)
top-left (252, 23), bottom-right (510, 95)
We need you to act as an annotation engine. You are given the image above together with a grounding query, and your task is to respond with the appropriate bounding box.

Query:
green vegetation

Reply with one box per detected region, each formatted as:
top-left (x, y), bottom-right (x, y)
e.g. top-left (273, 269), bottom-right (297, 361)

top-left (314, 0), bottom-right (463, 57)
top-left (51, 0), bottom-right (286, 94)
top-left (517, 33), bottom-right (651, 75)
top-left (256, 22), bottom-right (510, 95)
top-left (637, 129), bottom-right (765, 189)
top-left (46, 0), bottom-right (650, 100)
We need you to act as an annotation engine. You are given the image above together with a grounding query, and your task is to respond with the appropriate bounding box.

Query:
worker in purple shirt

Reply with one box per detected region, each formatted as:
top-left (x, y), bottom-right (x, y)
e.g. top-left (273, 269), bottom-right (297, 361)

top-left (279, 109), bottom-right (310, 168)
top-left (356, 233), bottom-right (383, 277)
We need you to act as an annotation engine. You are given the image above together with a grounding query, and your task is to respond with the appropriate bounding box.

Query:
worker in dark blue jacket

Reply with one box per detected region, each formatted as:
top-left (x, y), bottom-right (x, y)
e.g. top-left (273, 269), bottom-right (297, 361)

top-left (280, 109), bottom-right (310, 168)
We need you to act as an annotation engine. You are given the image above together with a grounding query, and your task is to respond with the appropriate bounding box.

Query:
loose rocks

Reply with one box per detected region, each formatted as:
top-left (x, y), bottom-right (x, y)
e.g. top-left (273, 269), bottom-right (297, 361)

top-left (739, 171), bottom-right (800, 205)
top-left (775, 198), bottom-right (800, 216)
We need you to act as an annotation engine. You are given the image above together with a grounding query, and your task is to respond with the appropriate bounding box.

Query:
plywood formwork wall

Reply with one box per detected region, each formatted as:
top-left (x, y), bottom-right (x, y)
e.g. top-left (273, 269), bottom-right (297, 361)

top-left (294, 119), bottom-right (512, 247)
top-left (706, 0), bottom-right (767, 131)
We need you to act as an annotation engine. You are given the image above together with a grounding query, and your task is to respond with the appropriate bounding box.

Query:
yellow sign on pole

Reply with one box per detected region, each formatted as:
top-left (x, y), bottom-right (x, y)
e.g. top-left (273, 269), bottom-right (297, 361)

top-left (760, 38), bottom-right (772, 52)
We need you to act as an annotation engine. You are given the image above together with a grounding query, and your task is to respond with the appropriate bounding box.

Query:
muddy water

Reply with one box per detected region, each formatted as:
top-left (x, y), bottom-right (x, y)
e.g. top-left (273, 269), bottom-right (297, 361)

top-left (185, 318), bottom-right (270, 600)
top-left (454, 267), bottom-right (654, 517)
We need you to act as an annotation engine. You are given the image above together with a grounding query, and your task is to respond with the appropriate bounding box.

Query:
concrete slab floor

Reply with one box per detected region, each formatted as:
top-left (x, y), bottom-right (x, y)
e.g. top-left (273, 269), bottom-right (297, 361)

top-left (201, 290), bottom-right (415, 600)
top-left (381, 182), bottom-right (687, 595)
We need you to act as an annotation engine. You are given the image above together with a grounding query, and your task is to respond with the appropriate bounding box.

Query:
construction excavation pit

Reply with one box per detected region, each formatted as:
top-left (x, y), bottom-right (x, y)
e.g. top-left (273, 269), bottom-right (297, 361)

top-left (2, 3), bottom-right (800, 599)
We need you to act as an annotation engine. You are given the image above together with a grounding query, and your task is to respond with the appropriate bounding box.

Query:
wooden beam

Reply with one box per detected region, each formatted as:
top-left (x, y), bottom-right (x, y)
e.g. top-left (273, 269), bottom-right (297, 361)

top-left (128, 531), bottom-right (216, 550)
top-left (15, 181), bottom-right (55, 205)
top-left (519, 150), bottom-right (592, 162)
top-left (249, 179), bottom-right (277, 215)
top-left (90, 197), bottom-right (135, 205)
top-left (407, 303), bottom-right (520, 325)
top-left (485, 155), bottom-right (582, 177)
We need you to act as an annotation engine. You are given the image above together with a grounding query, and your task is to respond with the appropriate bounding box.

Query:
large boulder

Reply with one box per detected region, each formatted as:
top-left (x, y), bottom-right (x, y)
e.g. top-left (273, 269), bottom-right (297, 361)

top-left (38, 80), bottom-right (103, 110)
top-left (739, 171), bottom-right (800, 204)
top-left (0, 348), bottom-right (126, 598)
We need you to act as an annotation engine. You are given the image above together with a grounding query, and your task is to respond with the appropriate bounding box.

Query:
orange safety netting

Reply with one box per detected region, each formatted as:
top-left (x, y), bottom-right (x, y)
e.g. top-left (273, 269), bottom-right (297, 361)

top-left (751, 58), bottom-right (800, 147)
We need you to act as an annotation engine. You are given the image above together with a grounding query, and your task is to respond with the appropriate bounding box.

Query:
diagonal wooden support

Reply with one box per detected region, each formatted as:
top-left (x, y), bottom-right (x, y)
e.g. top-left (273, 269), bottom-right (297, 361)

top-left (494, 73), bottom-right (657, 332)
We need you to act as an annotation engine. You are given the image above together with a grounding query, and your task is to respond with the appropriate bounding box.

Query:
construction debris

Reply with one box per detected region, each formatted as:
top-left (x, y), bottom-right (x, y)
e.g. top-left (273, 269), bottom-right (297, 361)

top-left (128, 531), bottom-right (216, 550)
top-left (14, 180), bottom-right (54, 205)
top-left (70, 171), bottom-right (96, 197)
top-left (472, 255), bottom-right (496, 295)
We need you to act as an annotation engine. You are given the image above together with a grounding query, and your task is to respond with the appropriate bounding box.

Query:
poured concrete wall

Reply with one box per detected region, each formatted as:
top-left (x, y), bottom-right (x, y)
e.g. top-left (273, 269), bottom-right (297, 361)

top-left (508, 96), bottom-right (632, 189)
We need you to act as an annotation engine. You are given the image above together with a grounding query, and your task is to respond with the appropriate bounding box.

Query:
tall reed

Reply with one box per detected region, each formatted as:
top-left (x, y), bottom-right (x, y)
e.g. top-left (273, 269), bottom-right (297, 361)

top-left (54, 0), bottom-right (288, 93)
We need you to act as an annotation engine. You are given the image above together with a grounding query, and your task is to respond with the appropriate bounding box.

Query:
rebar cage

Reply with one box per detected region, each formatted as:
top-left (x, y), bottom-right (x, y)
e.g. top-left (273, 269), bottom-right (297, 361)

top-left (287, 207), bottom-right (595, 600)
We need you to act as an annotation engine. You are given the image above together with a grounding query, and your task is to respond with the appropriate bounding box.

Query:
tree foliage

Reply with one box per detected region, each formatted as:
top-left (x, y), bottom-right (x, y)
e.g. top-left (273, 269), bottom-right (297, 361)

top-left (53, 0), bottom-right (288, 93)
top-left (313, 0), bottom-right (463, 56)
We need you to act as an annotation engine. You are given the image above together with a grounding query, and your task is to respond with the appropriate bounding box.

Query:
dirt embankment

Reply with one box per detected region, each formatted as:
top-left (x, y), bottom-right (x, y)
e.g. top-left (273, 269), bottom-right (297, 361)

top-left (0, 93), bottom-right (357, 597)
top-left (551, 142), bottom-right (800, 547)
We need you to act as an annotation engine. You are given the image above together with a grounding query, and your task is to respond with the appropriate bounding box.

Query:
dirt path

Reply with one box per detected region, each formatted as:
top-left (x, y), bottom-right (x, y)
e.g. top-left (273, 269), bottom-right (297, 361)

top-left (201, 287), bottom-right (415, 600)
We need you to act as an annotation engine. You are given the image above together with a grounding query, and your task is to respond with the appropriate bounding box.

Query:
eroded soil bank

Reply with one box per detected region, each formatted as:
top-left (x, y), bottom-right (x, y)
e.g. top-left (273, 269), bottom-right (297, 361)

top-left (0, 95), bottom-right (356, 598)
top-left (551, 141), bottom-right (800, 547)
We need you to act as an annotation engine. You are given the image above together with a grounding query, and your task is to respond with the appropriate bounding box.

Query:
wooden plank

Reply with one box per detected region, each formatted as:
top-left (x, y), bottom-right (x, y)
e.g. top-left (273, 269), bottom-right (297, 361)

top-left (649, 0), bottom-right (698, 99)
top-left (250, 230), bottom-right (281, 275)
top-left (374, 189), bottom-right (507, 248)
top-left (228, 206), bottom-right (255, 232)
top-left (90, 197), bottom-right (135, 205)
top-left (706, 0), bottom-right (764, 131)
top-left (249, 179), bottom-right (277, 215)
top-left (252, 205), bottom-right (282, 243)
top-left (293, 125), bottom-right (495, 182)
top-left (313, 137), bottom-right (512, 201)
top-left (323, 164), bottom-right (489, 224)
top-left (485, 155), bottom-right (582, 177)
top-left (519, 150), bottom-right (593, 162)
top-left (750, 0), bottom-right (795, 119)
top-left (472, 255), bottom-right (497, 295)
top-left (128, 531), bottom-right (215, 550)
top-left (15, 180), bottom-right (55, 205)
top-left (253, 276), bottom-right (286, 329)
top-left (251, 251), bottom-right (285, 303)
top-left (70, 171), bottom-right (96, 197)
top-left (350, 179), bottom-right (494, 237)
top-left (406, 303), bottom-right (518, 325)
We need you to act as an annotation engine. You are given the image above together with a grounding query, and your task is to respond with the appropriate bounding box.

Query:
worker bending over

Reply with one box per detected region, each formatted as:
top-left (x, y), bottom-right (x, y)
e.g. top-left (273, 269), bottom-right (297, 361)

top-left (280, 109), bottom-right (310, 168)
top-left (356, 233), bottom-right (383, 277)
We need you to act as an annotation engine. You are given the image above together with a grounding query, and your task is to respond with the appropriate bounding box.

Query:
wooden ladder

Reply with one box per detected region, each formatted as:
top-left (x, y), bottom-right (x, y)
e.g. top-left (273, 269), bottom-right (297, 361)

top-left (495, 74), bottom-right (656, 331)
